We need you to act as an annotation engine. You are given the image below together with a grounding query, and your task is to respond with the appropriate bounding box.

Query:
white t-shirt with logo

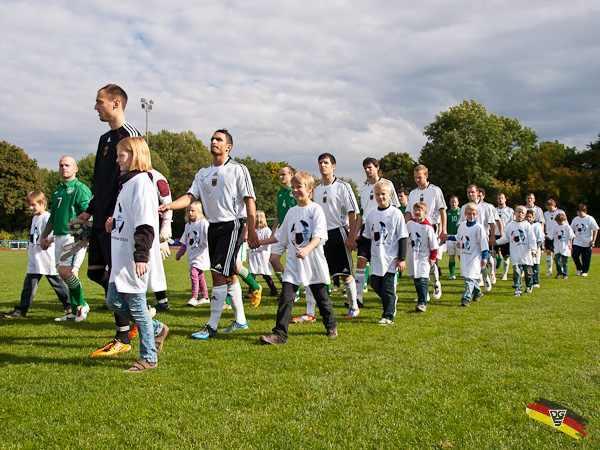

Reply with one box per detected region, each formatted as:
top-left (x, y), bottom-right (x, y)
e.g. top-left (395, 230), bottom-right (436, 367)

top-left (314, 178), bottom-right (358, 230)
top-left (406, 220), bottom-right (439, 278)
top-left (275, 202), bottom-right (330, 286)
top-left (460, 201), bottom-right (496, 236)
top-left (110, 173), bottom-right (161, 294)
top-left (496, 221), bottom-right (537, 266)
top-left (553, 223), bottom-right (575, 257)
top-left (359, 178), bottom-right (399, 218)
top-left (456, 222), bottom-right (489, 279)
top-left (27, 212), bottom-right (57, 275)
top-left (188, 158), bottom-right (255, 223)
top-left (543, 208), bottom-right (565, 238)
top-left (407, 183), bottom-right (446, 225)
top-left (362, 206), bottom-right (408, 276)
top-left (249, 227), bottom-right (272, 275)
top-left (180, 219), bottom-right (210, 271)
top-left (496, 206), bottom-right (514, 236)
top-left (571, 215), bottom-right (599, 247)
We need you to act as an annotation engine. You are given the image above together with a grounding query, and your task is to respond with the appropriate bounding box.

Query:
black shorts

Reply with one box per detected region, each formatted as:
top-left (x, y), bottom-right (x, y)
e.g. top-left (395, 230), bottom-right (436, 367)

top-left (356, 224), bottom-right (371, 260)
top-left (87, 229), bottom-right (111, 271)
top-left (493, 236), bottom-right (510, 258)
top-left (208, 219), bottom-right (245, 276)
top-left (324, 227), bottom-right (353, 277)
top-left (544, 237), bottom-right (554, 252)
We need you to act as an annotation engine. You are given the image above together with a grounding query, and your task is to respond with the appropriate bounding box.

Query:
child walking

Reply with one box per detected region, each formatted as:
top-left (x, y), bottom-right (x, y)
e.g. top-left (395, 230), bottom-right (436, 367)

top-left (571, 204), bottom-right (599, 277)
top-left (249, 210), bottom-right (278, 296)
top-left (2, 192), bottom-right (70, 319)
top-left (446, 195), bottom-right (461, 280)
top-left (176, 201), bottom-right (210, 307)
top-left (362, 181), bottom-right (408, 324)
top-left (105, 137), bottom-right (168, 372)
top-left (496, 206), bottom-right (537, 296)
top-left (259, 171), bottom-right (337, 344)
top-left (456, 203), bottom-right (489, 307)
top-left (526, 209), bottom-right (544, 288)
top-left (553, 212), bottom-right (574, 279)
top-left (407, 202), bottom-right (439, 312)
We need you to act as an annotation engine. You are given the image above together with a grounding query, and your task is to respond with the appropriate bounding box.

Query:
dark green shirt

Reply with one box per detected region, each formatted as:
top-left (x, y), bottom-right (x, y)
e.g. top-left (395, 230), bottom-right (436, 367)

top-left (447, 207), bottom-right (461, 236)
top-left (49, 178), bottom-right (92, 236)
top-left (276, 186), bottom-right (296, 224)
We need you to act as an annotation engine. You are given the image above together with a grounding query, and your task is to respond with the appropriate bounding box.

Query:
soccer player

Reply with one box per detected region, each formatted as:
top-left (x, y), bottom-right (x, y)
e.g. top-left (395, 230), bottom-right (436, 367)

top-left (40, 156), bottom-right (92, 321)
top-left (495, 193), bottom-right (514, 280)
top-left (478, 188), bottom-right (501, 285)
top-left (571, 203), bottom-right (599, 277)
top-left (446, 195), bottom-right (461, 280)
top-left (313, 153), bottom-right (360, 318)
top-left (406, 165), bottom-right (447, 299)
top-left (543, 198), bottom-right (565, 277)
top-left (525, 193), bottom-right (545, 224)
top-left (355, 157), bottom-right (399, 306)
top-left (398, 190), bottom-right (409, 214)
top-left (160, 129), bottom-right (258, 340)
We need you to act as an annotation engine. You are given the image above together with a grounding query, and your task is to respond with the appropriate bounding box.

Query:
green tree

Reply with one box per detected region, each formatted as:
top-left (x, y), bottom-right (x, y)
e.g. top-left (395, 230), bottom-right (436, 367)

top-left (378, 152), bottom-right (417, 192)
top-left (0, 141), bottom-right (41, 231)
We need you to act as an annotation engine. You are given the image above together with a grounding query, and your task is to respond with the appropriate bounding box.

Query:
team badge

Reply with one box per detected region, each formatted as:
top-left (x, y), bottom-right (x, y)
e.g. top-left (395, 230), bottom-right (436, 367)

top-left (211, 176), bottom-right (218, 187)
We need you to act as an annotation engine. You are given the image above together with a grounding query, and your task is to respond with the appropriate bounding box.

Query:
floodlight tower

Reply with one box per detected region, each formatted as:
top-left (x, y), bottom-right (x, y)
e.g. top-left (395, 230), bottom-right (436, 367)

top-left (140, 97), bottom-right (154, 143)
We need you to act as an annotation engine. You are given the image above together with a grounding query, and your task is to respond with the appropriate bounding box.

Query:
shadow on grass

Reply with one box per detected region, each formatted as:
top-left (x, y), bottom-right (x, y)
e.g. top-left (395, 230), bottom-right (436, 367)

top-left (0, 352), bottom-right (109, 367)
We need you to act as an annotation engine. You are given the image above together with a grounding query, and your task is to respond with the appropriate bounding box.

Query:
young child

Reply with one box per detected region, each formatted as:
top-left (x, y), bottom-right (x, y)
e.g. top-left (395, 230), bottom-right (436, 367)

top-left (258, 171), bottom-right (337, 344)
top-left (456, 203), bottom-right (489, 306)
top-left (362, 181), bottom-right (408, 324)
top-left (249, 210), bottom-right (278, 296)
top-left (446, 195), bottom-right (461, 280)
top-left (496, 206), bottom-right (537, 296)
top-left (105, 136), bottom-right (168, 372)
top-left (2, 192), bottom-right (70, 319)
top-left (176, 201), bottom-right (210, 307)
top-left (407, 202), bottom-right (439, 312)
top-left (571, 203), bottom-right (599, 277)
top-left (552, 212), bottom-right (574, 279)
top-left (495, 193), bottom-right (514, 280)
top-left (526, 209), bottom-right (544, 288)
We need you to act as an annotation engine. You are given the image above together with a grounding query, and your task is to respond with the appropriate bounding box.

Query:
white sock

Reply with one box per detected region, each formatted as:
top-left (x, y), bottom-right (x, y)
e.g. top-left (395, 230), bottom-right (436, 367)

top-left (227, 281), bottom-right (247, 325)
top-left (489, 257), bottom-right (496, 276)
top-left (430, 263), bottom-right (440, 284)
top-left (345, 277), bottom-right (358, 310)
top-left (546, 255), bottom-right (553, 272)
top-left (305, 287), bottom-right (316, 316)
top-left (207, 285), bottom-right (227, 330)
top-left (355, 268), bottom-right (366, 301)
top-left (503, 258), bottom-right (510, 275)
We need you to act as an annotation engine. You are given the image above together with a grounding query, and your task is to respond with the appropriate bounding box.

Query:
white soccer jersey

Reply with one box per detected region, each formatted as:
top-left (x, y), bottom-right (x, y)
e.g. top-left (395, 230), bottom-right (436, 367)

top-left (27, 212), bottom-right (57, 275)
top-left (406, 220), bottom-right (439, 278)
top-left (543, 208), bottom-right (564, 238)
top-left (359, 178), bottom-right (399, 218)
top-left (249, 227), bottom-right (272, 275)
top-left (571, 215), bottom-right (599, 247)
top-left (456, 222), bottom-right (489, 279)
top-left (180, 219), bottom-right (210, 271)
top-left (362, 206), bottom-right (408, 276)
top-left (313, 178), bottom-right (358, 230)
top-left (496, 221), bottom-right (537, 266)
top-left (553, 223), bottom-right (575, 257)
top-left (460, 201), bottom-right (496, 235)
top-left (407, 183), bottom-right (446, 225)
top-left (496, 206), bottom-right (514, 234)
top-left (526, 205), bottom-right (545, 224)
top-left (275, 202), bottom-right (330, 286)
top-left (110, 173), bottom-right (161, 294)
top-left (188, 158), bottom-right (255, 223)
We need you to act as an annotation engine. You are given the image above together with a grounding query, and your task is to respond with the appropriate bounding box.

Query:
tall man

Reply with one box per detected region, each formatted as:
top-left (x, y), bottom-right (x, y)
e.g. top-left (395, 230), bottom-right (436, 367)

top-left (313, 153), bottom-right (360, 318)
top-left (543, 198), bottom-right (564, 276)
top-left (406, 165), bottom-right (447, 299)
top-left (495, 192), bottom-right (514, 280)
top-left (160, 129), bottom-right (258, 340)
top-left (525, 193), bottom-right (545, 224)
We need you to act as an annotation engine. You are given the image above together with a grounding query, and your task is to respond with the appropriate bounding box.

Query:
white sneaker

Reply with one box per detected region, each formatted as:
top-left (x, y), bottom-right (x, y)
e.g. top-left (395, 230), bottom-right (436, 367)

top-left (433, 282), bottom-right (442, 299)
top-left (490, 273), bottom-right (497, 285)
top-left (533, 284), bottom-right (540, 289)
top-left (55, 312), bottom-right (76, 322)
top-left (582, 273), bottom-right (588, 277)
top-left (149, 306), bottom-right (157, 318)
top-left (187, 298), bottom-right (200, 307)
top-left (378, 317), bottom-right (394, 325)
top-left (416, 303), bottom-right (427, 312)
top-left (478, 279), bottom-right (484, 287)
top-left (197, 297), bottom-right (210, 305)
top-left (484, 276), bottom-right (492, 292)
top-left (501, 273), bottom-right (508, 281)
top-left (576, 270), bottom-right (582, 276)
top-left (223, 303), bottom-right (233, 310)
top-left (75, 304), bottom-right (90, 322)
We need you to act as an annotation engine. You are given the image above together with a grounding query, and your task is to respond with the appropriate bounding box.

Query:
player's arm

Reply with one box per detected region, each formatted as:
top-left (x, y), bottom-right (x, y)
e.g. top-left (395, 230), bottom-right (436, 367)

top-left (159, 193), bottom-right (194, 213)
top-left (439, 207), bottom-right (447, 240)
top-left (245, 196), bottom-right (259, 249)
top-left (296, 236), bottom-right (321, 259)
top-left (346, 211), bottom-right (359, 250)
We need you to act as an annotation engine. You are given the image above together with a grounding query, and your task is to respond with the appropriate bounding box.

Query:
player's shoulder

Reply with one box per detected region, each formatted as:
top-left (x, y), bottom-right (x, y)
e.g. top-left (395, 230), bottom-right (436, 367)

top-left (119, 122), bottom-right (142, 138)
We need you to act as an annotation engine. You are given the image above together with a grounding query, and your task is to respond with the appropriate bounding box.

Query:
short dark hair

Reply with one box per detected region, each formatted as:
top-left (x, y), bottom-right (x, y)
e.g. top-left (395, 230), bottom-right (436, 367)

top-left (362, 157), bottom-right (379, 168)
top-left (318, 153), bottom-right (336, 165)
top-left (578, 203), bottom-right (588, 213)
top-left (99, 84), bottom-right (128, 109)
top-left (214, 129), bottom-right (233, 146)
top-left (478, 187), bottom-right (486, 196)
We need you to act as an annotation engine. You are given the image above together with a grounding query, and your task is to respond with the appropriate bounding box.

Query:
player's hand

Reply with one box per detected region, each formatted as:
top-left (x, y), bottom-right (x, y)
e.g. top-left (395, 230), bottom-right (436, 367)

top-left (296, 247), bottom-right (310, 259)
top-left (160, 241), bottom-right (171, 259)
top-left (396, 260), bottom-right (406, 272)
top-left (345, 237), bottom-right (357, 250)
top-left (78, 212), bottom-right (91, 223)
top-left (135, 262), bottom-right (148, 277)
top-left (40, 237), bottom-right (51, 250)
top-left (158, 203), bottom-right (171, 214)
top-left (439, 232), bottom-right (447, 243)
top-left (247, 229), bottom-right (260, 249)
top-left (159, 223), bottom-right (172, 242)
top-left (105, 216), bottom-right (113, 233)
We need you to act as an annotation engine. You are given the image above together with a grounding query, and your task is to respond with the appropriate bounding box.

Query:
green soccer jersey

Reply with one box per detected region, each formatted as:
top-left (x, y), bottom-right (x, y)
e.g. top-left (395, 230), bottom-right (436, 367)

top-left (447, 207), bottom-right (461, 236)
top-left (276, 186), bottom-right (297, 224)
top-left (399, 204), bottom-right (407, 214)
top-left (49, 178), bottom-right (92, 236)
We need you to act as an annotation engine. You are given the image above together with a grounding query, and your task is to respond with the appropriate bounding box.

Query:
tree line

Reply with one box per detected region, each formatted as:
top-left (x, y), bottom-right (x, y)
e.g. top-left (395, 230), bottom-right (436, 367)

top-left (1, 100), bottom-right (598, 238)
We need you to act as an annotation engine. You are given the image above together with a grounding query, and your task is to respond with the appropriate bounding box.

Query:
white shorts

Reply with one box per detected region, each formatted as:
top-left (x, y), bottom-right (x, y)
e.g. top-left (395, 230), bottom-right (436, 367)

top-left (446, 239), bottom-right (458, 256)
top-left (54, 235), bottom-right (86, 271)
top-left (237, 242), bottom-right (248, 264)
top-left (436, 242), bottom-right (446, 260)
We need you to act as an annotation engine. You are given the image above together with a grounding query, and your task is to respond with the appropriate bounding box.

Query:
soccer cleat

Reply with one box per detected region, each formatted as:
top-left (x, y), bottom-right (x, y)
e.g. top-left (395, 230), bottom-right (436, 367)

top-left (448, 275), bottom-right (457, 280)
top-left (75, 304), bottom-right (90, 322)
top-left (582, 273), bottom-right (588, 277)
top-left (187, 298), bottom-right (200, 307)
top-left (291, 314), bottom-right (316, 324)
top-left (562, 275), bottom-right (569, 280)
top-left (484, 276), bottom-right (492, 292)
top-left (156, 302), bottom-right (170, 312)
top-left (54, 312), bottom-right (76, 322)
top-left (128, 324), bottom-right (139, 340)
top-left (222, 320), bottom-right (249, 333)
top-left (576, 270), bottom-right (582, 276)
top-left (191, 325), bottom-right (217, 340)
top-left (260, 333), bottom-right (286, 345)
top-left (533, 284), bottom-right (541, 288)
top-left (377, 317), bottom-right (394, 325)
top-left (90, 339), bottom-right (132, 358)
top-left (526, 287), bottom-right (533, 294)
top-left (514, 289), bottom-right (522, 297)
top-left (501, 273), bottom-right (508, 281)
top-left (155, 324), bottom-right (169, 353)
top-left (415, 303), bottom-right (427, 312)
top-left (472, 291), bottom-right (483, 302)
top-left (490, 272), bottom-right (497, 285)
top-left (346, 308), bottom-right (360, 319)
top-left (249, 285), bottom-right (263, 308)
top-left (433, 282), bottom-right (442, 299)
top-left (2, 309), bottom-right (24, 319)
top-left (326, 327), bottom-right (338, 339)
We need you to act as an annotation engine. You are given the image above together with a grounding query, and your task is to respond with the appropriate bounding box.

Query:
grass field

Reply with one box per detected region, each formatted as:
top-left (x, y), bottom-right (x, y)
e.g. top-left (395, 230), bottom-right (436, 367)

top-left (0, 250), bottom-right (598, 449)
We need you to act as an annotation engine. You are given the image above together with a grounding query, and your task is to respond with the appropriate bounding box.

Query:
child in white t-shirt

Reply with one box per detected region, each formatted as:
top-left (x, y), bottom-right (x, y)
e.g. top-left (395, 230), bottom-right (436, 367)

top-left (526, 209), bottom-right (544, 288)
top-left (552, 212), bottom-right (574, 279)
top-left (176, 201), bottom-right (210, 307)
top-left (456, 202), bottom-right (489, 306)
top-left (496, 206), bottom-right (537, 296)
top-left (2, 192), bottom-right (69, 319)
top-left (259, 171), bottom-right (337, 344)
top-left (362, 181), bottom-right (408, 324)
top-left (407, 202), bottom-right (439, 312)
top-left (249, 210), bottom-right (278, 296)
top-left (571, 203), bottom-right (599, 277)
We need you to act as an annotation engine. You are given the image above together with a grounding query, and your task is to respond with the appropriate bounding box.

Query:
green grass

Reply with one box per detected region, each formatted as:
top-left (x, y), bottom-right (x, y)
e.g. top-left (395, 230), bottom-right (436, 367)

top-left (0, 250), bottom-right (598, 449)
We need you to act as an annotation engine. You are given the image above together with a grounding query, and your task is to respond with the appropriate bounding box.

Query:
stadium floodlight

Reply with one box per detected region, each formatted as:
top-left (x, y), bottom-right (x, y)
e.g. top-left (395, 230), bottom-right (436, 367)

top-left (140, 97), bottom-right (154, 142)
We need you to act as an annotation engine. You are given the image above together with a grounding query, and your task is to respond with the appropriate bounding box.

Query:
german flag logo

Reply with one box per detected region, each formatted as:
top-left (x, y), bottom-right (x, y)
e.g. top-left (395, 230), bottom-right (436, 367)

top-left (526, 399), bottom-right (587, 440)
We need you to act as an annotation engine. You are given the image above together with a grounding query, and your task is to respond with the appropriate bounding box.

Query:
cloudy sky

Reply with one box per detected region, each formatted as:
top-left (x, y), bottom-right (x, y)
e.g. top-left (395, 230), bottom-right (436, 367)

top-left (1, 0), bottom-right (599, 182)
